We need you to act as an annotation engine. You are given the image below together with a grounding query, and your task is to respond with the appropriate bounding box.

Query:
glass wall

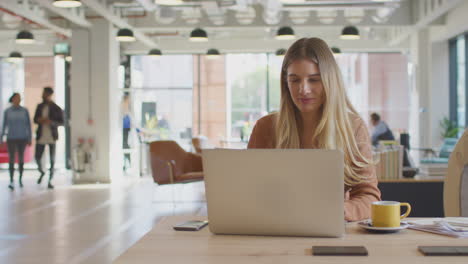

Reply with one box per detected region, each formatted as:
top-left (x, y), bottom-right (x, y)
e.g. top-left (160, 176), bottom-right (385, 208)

top-left (130, 55), bottom-right (193, 150)
top-left (130, 51), bottom-right (410, 150)
top-left (336, 53), bottom-right (410, 133)
top-left (456, 36), bottom-right (466, 127)
top-left (0, 57), bottom-right (65, 168)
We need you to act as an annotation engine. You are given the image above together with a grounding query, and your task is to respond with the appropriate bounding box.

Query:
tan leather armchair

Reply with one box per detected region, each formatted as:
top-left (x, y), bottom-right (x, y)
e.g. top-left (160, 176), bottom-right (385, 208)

top-left (444, 129), bottom-right (468, 217)
top-left (150, 140), bottom-right (203, 185)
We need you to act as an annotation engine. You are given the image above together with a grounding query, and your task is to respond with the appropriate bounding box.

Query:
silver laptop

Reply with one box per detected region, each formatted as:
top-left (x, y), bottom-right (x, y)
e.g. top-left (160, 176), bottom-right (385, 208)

top-left (202, 149), bottom-right (344, 237)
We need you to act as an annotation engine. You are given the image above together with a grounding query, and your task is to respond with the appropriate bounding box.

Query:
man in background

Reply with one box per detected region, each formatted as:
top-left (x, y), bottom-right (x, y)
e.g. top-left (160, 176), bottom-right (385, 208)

top-left (370, 113), bottom-right (395, 147)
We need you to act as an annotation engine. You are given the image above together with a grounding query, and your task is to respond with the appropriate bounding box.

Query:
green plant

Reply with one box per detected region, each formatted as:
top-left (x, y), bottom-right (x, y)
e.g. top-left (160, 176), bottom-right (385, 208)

top-left (440, 117), bottom-right (461, 138)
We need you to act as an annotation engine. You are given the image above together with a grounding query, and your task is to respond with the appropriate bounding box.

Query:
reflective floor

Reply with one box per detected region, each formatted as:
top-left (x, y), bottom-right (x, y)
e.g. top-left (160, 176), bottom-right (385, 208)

top-left (0, 170), bottom-right (206, 264)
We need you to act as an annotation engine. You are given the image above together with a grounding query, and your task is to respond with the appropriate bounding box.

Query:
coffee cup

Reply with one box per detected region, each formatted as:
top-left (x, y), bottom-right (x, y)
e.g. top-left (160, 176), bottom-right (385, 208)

top-left (371, 201), bottom-right (411, 228)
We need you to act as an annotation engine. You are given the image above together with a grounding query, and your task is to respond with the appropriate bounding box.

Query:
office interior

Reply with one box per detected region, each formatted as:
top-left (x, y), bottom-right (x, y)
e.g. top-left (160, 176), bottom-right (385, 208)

top-left (0, 0), bottom-right (467, 263)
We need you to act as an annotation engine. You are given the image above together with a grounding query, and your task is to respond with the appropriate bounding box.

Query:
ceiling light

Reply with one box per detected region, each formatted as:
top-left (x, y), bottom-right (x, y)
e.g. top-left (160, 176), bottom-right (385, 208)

top-left (275, 48), bottom-right (286, 56)
top-left (206, 48), bottom-right (220, 59)
top-left (276, 26), bottom-right (295, 40)
top-left (331, 47), bottom-right (341, 54)
top-left (116, 28), bottom-right (136, 42)
top-left (8, 51), bottom-right (23, 63)
top-left (16, 30), bottom-right (35, 44)
top-left (340, 26), bottom-right (360, 40)
top-left (280, 0), bottom-right (306, 3)
top-left (155, 0), bottom-right (184, 5)
top-left (190, 28), bottom-right (208, 42)
top-left (148, 48), bottom-right (162, 56)
top-left (53, 0), bottom-right (82, 8)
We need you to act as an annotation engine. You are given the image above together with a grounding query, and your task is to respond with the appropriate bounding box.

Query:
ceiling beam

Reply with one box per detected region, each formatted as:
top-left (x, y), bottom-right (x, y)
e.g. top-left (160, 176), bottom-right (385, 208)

top-left (80, 0), bottom-right (157, 47)
top-left (32, 0), bottom-right (92, 28)
top-left (389, 0), bottom-right (463, 46)
top-left (0, 1), bottom-right (71, 37)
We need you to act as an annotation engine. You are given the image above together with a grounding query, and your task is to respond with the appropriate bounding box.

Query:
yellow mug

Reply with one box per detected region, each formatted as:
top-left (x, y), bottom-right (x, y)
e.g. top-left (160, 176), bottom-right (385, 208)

top-left (371, 201), bottom-right (411, 228)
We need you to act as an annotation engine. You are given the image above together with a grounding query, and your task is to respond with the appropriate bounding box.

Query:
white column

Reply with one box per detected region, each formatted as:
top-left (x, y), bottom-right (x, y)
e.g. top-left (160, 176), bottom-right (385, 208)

top-left (70, 20), bottom-right (122, 183)
top-left (430, 41), bottom-right (450, 146)
top-left (409, 28), bottom-right (431, 149)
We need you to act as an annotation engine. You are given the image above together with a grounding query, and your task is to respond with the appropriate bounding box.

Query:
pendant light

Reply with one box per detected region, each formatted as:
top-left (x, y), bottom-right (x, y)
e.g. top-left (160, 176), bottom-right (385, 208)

top-left (340, 26), bottom-right (360, 40)
top-left (53, 0), bottom-right (82, 8)
top-left (276, 26), bottom-right (295, 40)
top-left (16, 30), bottom-right (35, 44)
top-left (8, 51), bottom-right (23, 62)
top-left (155, 0), bottom-right (184, 5)
top-left (275, 48), bottom-right (286, 56)
top-left (148, 48), bottom-right (162, 56)
top-left (190, 28), bottom-right (208, 42)
top-left (117, 28), bottom-right (136, 42)
top-left (206, 48), bottom-right (220, 59)
top-left (331, 47), bottom-right (341, 54)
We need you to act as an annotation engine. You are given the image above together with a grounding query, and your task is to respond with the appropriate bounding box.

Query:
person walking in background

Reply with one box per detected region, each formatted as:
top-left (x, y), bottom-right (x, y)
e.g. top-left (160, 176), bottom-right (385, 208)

top-left (34, 87), bottom-right (64, 189)
top-left (370, 113), bottom-right (395, 147)
top-left (121, 93), bottom-right (132, 172)
top-left (1, 93), bottom-right (31, 190)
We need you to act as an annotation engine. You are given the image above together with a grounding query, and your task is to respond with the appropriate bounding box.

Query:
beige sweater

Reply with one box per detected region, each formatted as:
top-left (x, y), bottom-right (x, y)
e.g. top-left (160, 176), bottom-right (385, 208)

top-left (247, 113), bottom-right (381, 221)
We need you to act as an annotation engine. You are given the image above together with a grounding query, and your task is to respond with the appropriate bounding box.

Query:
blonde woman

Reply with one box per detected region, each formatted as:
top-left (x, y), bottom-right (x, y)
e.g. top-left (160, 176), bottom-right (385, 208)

top-left (248, 38), bottom-right (381, 221)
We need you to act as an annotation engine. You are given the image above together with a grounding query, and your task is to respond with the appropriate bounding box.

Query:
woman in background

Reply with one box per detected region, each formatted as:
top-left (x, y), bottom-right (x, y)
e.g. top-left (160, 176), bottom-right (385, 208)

top-left (1, 93), bottom-right (32, 190)
top-left (248, 38), bottom-right (381, 221)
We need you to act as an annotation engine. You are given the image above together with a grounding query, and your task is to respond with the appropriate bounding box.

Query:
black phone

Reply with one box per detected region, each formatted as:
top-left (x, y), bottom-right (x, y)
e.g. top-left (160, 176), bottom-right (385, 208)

top-left (419, 246), bottom-right (468, 256)
top-left (173, 220), bottom-right (208, 231)
top-left (312, 246), bottom-right (368, 256)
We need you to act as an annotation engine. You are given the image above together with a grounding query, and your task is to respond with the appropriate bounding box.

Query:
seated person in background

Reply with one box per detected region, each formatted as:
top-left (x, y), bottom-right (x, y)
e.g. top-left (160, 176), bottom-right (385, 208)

top-left (248, 38), bottom-right (381, 222)
top-left (370, 113), bottom-right (395, 146)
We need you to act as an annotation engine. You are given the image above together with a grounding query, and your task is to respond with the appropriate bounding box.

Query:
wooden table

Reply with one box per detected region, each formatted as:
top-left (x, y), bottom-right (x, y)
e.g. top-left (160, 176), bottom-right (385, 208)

top-left (115, 215), bottom-right (468, 264)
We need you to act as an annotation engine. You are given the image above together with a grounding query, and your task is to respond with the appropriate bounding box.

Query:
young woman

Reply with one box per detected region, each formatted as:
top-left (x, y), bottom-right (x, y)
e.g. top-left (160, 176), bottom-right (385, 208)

top-left (248, 38), bottom-right (381, 221)
top-left (1, 93), bottom-right (32, 190)
top-left (34, 87), bottom-right (64, 189)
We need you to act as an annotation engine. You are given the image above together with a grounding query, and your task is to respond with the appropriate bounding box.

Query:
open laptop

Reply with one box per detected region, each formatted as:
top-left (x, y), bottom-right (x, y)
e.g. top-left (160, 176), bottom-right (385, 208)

top-left (202, 149), bottom-right (344, 237)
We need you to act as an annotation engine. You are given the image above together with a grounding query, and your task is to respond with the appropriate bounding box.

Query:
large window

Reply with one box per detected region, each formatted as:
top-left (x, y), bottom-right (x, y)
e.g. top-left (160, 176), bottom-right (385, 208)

top-left (456, 36), bottom-right (466, 127)
top-left (336, 53), bottom-right (410, 132)
top-left (450, 34), bottom-right (467, 128)
top-left (130, 55), bottom-right (193, 149)
top-left (130, 51), bottom-right (411, 149)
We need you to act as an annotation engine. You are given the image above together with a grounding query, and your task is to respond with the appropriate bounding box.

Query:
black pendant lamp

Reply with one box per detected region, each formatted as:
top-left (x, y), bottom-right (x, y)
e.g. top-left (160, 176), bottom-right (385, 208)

top-left (148, 48), bottom-right (162, 56)
top-left (331, 47), bottom-right (341, 54)
top-left (190, 28), bottom-right (208, 42)
top-left (53, 0), bottom-right (82, 8)
top-left (117, 28), bottom-right (136, 42)
top-left (8, 51), bottom-right (23, 62)
top-left (340, 26), bottom-right (360, 40)
top-left (16, 30), bottom-right (35, 44)
top-left (206, 48), bottom-right (220, 59)
top-left (275, 48), bottom-right (286, 56)
top-left (155, 0), bottom-right (184, 5)
top-left (276, 26), bottom-right (295, 40)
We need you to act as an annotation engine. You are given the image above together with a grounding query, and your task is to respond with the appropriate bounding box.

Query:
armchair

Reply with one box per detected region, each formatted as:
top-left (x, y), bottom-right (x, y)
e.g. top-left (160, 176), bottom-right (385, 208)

top-left (444, 129), bottom-right (468, 217)
top-left (149, 140), bottom-right (203, 185)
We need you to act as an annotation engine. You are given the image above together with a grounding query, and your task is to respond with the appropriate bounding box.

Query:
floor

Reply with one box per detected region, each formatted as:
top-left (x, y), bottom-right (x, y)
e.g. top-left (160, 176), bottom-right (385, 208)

top-left (0, 169), bottom-right (207, 264)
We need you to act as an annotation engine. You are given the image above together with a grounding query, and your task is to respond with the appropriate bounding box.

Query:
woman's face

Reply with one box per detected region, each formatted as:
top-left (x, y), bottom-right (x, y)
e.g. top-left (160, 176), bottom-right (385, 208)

top-left (286, 59), bottom-right (325, 114)
top-left (12, 95), bottom-right (21, 105)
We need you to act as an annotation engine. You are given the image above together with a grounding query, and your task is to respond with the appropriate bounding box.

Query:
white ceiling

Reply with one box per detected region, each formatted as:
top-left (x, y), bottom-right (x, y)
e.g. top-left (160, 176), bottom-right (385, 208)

top-left (0, 0), bottom-right (462, 55)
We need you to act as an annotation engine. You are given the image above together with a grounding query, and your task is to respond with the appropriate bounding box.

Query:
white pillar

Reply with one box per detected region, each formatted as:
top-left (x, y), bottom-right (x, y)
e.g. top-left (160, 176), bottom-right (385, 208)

top-left (409, 29), bottom-right (431, 149)
top-left (70, 20), bottom-right (122, 183)
top-left (430, 41), bottom-right (450, 146)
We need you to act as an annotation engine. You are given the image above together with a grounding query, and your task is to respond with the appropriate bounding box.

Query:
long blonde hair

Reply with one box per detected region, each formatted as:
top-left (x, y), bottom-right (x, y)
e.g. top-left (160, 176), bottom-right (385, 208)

top-left (276, 37), bottom-right (372, 186)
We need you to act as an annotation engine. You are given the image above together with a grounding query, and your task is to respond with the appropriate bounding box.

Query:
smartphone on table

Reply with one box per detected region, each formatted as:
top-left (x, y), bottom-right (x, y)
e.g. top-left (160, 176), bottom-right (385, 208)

top-left (173, 220), bottom-right (209, 231)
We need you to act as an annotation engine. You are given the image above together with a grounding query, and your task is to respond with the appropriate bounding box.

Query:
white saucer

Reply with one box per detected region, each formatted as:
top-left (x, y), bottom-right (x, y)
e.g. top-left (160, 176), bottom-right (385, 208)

top-left (358, 220), bottom-right (410, 233)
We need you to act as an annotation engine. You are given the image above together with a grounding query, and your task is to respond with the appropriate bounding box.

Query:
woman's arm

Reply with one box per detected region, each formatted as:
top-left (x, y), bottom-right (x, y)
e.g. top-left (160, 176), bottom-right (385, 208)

top-left (1, 109), bottom-right (8, 141)
top-left (25, 109), bottom-right (32, 143)
top-left (247, 114), bottom-right (276, 149)
top-left (344, 119), bottom-right (381, 221)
